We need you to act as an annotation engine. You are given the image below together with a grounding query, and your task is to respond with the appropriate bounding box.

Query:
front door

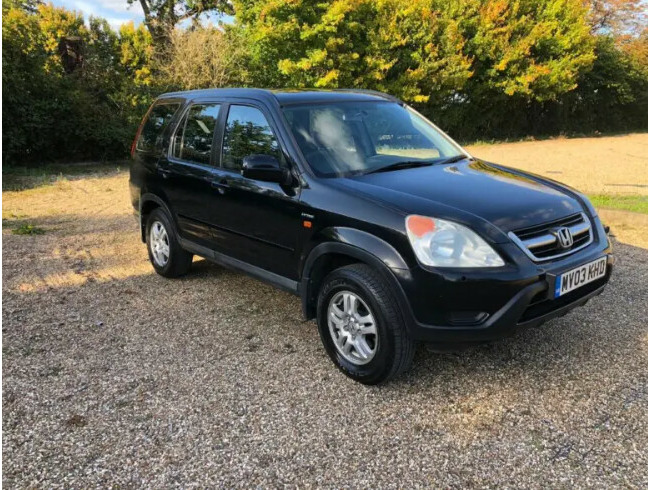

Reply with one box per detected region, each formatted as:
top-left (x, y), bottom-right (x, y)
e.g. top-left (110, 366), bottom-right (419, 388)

top-left (210, 103), bottom-right (302, 280)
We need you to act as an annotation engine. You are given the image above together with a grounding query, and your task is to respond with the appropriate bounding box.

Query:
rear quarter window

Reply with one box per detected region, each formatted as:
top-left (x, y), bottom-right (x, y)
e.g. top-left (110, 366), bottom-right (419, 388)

top-left (136, 101), bottom-right (181, 153)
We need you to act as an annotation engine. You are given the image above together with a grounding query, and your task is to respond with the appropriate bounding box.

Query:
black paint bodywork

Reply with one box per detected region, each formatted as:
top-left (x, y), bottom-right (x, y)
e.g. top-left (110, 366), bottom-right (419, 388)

top-left (130, 88), bottom-right (613, 344)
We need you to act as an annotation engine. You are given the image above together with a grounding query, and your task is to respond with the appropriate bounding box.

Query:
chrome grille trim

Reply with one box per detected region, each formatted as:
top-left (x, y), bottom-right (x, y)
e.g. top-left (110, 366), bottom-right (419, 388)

top-left (508, 212), bottom-right (593, 262)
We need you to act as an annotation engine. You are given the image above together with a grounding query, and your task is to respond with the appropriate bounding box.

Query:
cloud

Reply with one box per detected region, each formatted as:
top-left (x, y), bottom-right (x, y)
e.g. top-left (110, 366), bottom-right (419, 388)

top-left (105, 17), bottom-right (134, 31)
top-left (54, 0), bottom-right (144, 28)
top-left (98, 0), bottom-right (144, 15)
top-left (72, 0), bottom-right (99, 16)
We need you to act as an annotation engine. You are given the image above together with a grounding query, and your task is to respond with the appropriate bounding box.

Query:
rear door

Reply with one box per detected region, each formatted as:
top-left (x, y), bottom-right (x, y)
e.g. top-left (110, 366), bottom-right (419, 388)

top-left (157, 100), bottom-right (223, 248)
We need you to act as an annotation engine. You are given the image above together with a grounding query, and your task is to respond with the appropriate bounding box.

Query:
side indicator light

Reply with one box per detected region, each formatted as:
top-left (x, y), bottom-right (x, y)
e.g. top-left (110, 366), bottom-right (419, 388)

top-left (303, 220), bottom-right (312, 228)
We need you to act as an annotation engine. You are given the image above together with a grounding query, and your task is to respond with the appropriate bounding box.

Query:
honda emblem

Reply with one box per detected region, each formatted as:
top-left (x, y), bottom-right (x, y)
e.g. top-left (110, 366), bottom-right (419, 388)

top-left (555, 227), bottom-right (573, 249)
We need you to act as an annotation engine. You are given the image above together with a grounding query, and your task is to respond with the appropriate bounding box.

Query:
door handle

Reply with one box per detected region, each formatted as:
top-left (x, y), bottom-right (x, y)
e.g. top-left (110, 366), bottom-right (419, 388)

top-left (211, 179), bottom-right (230, 193)
top-left (158, 167), bottom-right (172, 179)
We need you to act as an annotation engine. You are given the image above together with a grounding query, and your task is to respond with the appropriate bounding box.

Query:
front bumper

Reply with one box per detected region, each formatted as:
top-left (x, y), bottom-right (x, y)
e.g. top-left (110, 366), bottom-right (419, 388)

top-left (393, 226), bottom-right (614, 343)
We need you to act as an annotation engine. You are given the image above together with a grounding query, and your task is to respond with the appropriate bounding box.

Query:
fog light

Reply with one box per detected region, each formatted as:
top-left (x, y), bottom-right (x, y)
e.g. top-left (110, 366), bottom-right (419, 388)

top-left (447, 311), bottom-right (489, 326)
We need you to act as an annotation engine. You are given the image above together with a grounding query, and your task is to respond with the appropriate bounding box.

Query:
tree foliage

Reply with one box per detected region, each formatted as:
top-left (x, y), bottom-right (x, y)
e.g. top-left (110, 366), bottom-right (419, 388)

top-left (233, 0), bottom-right (473, 104)
top-left (233, 0), bottom-right (624, 139)
top-left (2, 1), bottom-right (158, 163)
top-left (464, 0), bottom-right (594, 100)
top-left (1, 0), bottom-right (647, 164)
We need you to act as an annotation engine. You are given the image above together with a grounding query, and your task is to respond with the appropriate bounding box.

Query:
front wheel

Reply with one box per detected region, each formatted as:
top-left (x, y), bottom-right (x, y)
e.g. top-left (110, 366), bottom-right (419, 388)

top-left (316, 264), bottom-right (415, 384)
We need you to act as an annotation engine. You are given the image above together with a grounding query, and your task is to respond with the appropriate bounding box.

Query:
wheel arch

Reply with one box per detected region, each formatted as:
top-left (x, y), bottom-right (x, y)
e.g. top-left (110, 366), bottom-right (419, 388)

top-left (300, 228), bottom-right (412, 322)
top-left (139, 193), bottom-right (175, 243)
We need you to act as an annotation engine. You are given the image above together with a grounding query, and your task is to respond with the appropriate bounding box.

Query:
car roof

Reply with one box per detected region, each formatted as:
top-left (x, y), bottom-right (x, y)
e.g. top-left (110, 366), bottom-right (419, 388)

top-left (157, 88), bottom-right (402, 106)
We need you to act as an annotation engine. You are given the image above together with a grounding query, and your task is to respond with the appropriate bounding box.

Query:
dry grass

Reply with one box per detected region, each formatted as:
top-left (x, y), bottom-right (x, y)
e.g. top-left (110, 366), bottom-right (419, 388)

top-left (466, 133), bottom-right (648, 196)
top-left (2, 172), bottom-right (149, 293)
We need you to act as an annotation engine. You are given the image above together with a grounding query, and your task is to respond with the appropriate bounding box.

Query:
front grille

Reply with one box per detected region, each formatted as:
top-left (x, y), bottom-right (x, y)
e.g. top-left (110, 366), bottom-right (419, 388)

top-left (508, 212), bottom-right (593, 262)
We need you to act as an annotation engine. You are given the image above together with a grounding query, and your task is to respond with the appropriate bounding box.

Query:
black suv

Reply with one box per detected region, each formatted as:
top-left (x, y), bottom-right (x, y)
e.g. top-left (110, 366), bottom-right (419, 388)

top-left (130, 89), bottom-right (613, 384)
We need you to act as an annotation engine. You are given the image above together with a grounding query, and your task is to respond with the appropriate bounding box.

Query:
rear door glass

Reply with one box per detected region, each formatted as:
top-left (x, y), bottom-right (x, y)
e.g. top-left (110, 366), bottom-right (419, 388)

top-left (136, 102), bottom-right (181, 153)
top-left (172, 103), bottom-right (221, 165)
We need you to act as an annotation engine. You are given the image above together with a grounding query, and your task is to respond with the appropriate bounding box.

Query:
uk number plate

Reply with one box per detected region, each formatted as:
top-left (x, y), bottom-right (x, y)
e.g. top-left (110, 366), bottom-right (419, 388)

top-left (554, 256), bottom-right (607, 298)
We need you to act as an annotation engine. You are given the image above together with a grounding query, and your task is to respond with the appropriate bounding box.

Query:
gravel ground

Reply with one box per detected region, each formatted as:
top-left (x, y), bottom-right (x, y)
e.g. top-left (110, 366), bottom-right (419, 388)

top-left (3, 154), bottom-right (648, 487)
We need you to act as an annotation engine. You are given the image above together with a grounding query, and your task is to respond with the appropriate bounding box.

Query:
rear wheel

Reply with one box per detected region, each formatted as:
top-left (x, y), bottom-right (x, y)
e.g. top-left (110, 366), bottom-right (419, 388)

top-left (317, 264), bottom-right (415, 384)
top-left (145, 208), bottom-right (192, 278)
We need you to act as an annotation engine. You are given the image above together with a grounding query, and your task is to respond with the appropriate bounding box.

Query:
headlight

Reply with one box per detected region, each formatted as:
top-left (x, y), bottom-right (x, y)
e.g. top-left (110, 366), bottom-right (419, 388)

top-left (405, 215), bottom-right (504, 268)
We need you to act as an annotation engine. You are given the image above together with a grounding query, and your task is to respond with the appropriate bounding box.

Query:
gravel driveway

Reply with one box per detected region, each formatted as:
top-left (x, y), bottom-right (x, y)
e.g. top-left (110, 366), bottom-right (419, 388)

top-left (2, 168), bottom-right (648, 487)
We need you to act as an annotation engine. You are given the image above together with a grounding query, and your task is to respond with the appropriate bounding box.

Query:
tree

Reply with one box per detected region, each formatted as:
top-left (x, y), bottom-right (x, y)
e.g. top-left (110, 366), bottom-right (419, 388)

top-left (371, 0), bottom-right (473, 104)
top-left (160, 26), bottom-right (245, 90)
top-left (556, 34), bottom-right (648, 133)
top-left (620, 26), bottom-right (648, 69)
top-left (2, 0), bottom-right (646, 164)
top-left (37, 3), bottom-right (86, 73)
top-left (464, 0), bottom-right (595, 102)
top-left (233, 0), bottom-right (472, 103)
top-left (3, 0), bottom-right (42, 13)
top-left (119, 21), bottom-right (155, 87)
top-left (587, 0), bottom-right (648, 73)
top-left (2, 0), bottom-right (48, 161)
top-left (128, 0), bottom-right (233, 45)
top-left (233, 0), bottom-right (597, 140)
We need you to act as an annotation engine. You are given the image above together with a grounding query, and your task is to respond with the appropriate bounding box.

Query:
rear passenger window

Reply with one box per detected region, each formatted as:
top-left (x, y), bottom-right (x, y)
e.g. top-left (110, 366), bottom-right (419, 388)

top-left (222, 105), bottom-right (281, 171)
top-left (172, 103), bottom-right (221, 165)
top-left (136, 102), bottom-right (180, 153)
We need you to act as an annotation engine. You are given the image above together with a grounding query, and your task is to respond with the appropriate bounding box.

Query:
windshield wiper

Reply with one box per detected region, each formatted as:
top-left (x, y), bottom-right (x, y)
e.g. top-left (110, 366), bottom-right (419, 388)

top-left (434, 154), bottom-right (470, 165)
top-left (366, 160), bottom-right (434, 175)
top-left (365, 154), bottom-right (471, 175)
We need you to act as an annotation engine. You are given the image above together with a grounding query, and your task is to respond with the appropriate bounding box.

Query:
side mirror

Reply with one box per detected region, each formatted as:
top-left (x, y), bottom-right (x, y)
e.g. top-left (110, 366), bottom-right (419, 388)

top-left (242, 154), bottom-right (291, 185)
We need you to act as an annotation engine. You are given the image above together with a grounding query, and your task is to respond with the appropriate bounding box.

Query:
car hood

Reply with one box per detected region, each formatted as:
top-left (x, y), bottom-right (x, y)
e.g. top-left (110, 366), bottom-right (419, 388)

top-left (338, 159), bottom-right (584, 233)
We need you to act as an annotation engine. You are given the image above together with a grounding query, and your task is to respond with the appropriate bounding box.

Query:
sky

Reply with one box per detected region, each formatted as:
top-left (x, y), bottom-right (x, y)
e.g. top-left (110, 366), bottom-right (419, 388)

top-left (51, 0), bottom-right (145, 31)
top-left (50, 0), bottom-right (233, 32)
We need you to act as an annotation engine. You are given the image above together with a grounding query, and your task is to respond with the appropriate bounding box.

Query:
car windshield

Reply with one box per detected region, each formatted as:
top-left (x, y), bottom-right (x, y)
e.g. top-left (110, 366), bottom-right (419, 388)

top-left (282, 101), bottom-right (464, 177)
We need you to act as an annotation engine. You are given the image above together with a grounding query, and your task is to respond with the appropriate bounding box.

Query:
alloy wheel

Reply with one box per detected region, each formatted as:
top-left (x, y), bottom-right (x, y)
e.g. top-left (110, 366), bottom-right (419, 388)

top-left (149, 220), bottom-right (170, 267)
top-left (327, 291), bottom-right (378, 365)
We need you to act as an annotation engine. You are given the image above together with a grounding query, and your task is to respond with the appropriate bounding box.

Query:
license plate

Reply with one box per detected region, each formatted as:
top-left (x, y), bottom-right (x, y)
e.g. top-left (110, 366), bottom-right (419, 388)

top-left (554, 256), bottom-right (607, 298)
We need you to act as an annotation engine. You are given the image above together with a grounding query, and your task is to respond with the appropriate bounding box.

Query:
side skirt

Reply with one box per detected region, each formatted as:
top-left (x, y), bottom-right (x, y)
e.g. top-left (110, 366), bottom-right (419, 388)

top-left (178, 237), bottom-right (299, 296)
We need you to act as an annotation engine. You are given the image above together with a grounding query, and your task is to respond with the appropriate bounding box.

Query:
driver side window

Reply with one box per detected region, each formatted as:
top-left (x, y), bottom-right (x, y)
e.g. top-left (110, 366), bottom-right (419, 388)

top-left (221, 105), bottom-right (281, 171)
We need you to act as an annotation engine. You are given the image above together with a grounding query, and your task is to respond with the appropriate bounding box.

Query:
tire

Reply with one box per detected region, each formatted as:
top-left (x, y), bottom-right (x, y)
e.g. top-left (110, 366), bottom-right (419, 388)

top-left (316, 263), bottom-right (415, 384)
top-left (145, 208), bottom-right (193, 278)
